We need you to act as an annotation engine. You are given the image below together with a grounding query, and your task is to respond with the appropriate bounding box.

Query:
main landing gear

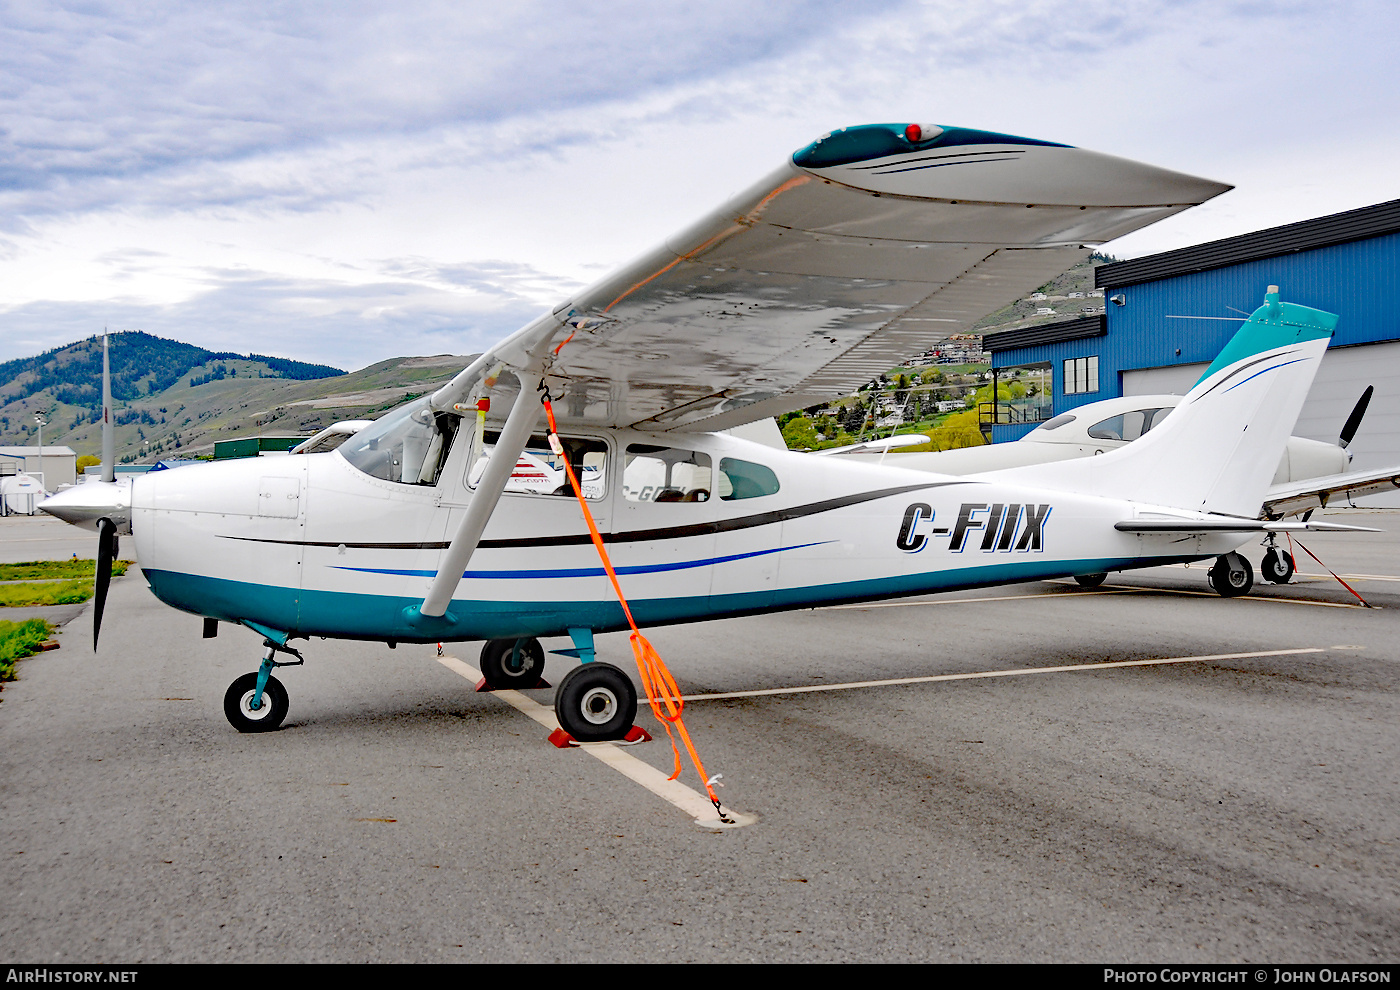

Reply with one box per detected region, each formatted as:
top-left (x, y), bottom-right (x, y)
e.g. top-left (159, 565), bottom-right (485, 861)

top-left (1207, 551), bottom-right (1254, 597)
top-left (478, 637), bottom-right (548, 690)
top-left (1205, 538), bottom-right (1295, 598)
top-left (480, 630), bottom-right (641, 742)
top-left (224, 640), bottom-right (303, 733)
top-left (554, 662), bottom-right (638, 742)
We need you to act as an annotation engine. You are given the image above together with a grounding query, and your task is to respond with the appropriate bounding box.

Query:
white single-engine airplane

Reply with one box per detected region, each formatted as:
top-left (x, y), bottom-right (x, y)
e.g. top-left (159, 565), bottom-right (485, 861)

top-left (40, 122), bottom-right (1377, 743)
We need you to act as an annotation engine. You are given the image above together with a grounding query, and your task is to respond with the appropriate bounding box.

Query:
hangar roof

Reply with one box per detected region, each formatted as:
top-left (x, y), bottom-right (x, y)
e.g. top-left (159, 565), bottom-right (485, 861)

top-left (1097, 198), bottom-right (1400, 289)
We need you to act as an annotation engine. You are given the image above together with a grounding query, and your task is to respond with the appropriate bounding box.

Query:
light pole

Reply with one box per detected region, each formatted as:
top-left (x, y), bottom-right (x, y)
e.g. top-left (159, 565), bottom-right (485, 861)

top-left (33, 412), bottom-right (46, 492)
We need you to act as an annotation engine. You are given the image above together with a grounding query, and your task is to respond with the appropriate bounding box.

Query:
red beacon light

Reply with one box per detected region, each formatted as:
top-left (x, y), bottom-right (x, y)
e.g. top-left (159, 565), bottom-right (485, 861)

top-left (904, 123), bottom-right (942, 144)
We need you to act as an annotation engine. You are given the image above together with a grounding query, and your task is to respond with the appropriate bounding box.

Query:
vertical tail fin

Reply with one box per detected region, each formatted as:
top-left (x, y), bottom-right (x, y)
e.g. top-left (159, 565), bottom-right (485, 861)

top-left (1004, 287), bottom-right (1336, 516)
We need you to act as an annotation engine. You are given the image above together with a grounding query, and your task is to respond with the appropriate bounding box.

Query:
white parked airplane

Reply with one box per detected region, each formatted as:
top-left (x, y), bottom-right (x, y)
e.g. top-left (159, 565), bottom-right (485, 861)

top-left (834, 385), bottom-right (1398, 591)
top-left (40, 122), bottom-right (1375, 748)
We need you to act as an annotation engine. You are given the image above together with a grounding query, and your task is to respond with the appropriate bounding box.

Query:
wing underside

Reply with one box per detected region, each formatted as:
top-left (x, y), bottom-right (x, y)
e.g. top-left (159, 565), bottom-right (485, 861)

top-left (437, 124), bottom-right (1231, 431)
top-left (1261, 467), bottom-right (1400, 518)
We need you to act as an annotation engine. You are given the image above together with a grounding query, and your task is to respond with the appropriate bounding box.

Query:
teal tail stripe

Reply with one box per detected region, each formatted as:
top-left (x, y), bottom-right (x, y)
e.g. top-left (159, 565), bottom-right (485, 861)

top-left (1195, 287), bottom-right (1337, 387)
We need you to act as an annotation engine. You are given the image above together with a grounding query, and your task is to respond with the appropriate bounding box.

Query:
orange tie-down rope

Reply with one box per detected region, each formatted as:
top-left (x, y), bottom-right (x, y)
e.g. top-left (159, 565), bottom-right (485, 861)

top-left (540, 391), bottom-right (731, 821)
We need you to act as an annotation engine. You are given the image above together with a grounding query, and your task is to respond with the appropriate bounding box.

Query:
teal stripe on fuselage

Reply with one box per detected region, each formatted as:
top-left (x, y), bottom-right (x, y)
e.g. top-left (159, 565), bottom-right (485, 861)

top-left (144, 552), bottom-right (1213, 646)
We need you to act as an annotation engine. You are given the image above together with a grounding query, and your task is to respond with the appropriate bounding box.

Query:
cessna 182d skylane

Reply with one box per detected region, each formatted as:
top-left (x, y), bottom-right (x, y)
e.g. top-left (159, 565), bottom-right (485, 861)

top-left (40, 122), bottom-right (1377, 743)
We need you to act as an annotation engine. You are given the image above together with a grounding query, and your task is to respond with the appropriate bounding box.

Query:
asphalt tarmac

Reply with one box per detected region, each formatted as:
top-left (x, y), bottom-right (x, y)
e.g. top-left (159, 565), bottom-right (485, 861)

top-left (2, 511), bottom-right (1398, 963)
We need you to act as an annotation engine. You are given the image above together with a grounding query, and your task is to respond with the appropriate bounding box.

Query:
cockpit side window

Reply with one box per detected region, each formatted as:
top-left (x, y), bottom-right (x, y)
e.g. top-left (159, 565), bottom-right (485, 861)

top-left (469, 431), bottom-right (608, 500)
top-left (339, 398), bottom-right (459, 486)
top-left (1035, 413), bottom-right (1077, 432)
top-left (717, 458), bottom-right (780, 500)
top-left (1087, 408), bottom-right (1166, 442)
top-left (624, 445), bottom-right (712, 503)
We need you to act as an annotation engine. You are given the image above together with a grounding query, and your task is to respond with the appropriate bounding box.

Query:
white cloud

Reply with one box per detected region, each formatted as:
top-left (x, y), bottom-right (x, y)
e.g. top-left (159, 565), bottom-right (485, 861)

top-left (1, 0), bottom-right (1397, 367)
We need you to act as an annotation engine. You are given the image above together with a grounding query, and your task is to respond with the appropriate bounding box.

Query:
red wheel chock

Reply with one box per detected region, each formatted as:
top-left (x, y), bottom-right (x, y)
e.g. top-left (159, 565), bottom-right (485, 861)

top-left (475, 677), bottom-right (551, 692)
top-left (548, 725), bottom-right (652, 749)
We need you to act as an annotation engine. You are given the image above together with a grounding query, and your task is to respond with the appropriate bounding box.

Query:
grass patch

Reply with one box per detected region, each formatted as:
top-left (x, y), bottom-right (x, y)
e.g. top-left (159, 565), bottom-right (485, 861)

top-left (0, 579), bottom-right (94, 608)
top-left (0, 618), bottom-right (55, 681)
top-left (0, 559), bottom-right (130, 581)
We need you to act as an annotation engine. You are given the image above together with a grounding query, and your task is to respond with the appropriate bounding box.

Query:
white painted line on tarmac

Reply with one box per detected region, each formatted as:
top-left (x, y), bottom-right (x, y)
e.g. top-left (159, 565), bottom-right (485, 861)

top-left (672, 647), bottom-right (1330, 702)
top-left (1097, 584), bottom-right (1365, 607)
top-left (435, 654), bottom-right (752, 829)
top-left (822, 588), bottom-right (1143, 610)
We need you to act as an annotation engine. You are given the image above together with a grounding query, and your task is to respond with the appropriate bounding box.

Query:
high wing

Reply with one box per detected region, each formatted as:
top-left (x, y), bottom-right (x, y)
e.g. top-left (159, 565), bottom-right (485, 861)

top-left (1262, 466), bottom-right (1400, 518)
top-left (431, 123), bottom-right (1230, 430)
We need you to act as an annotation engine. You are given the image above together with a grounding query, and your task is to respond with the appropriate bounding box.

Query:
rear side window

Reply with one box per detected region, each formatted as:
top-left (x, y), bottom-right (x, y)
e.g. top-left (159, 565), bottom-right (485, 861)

top-left (718, 458), bottom-right (780, 500)
top-left (624, 445), bottom-right (712, 503)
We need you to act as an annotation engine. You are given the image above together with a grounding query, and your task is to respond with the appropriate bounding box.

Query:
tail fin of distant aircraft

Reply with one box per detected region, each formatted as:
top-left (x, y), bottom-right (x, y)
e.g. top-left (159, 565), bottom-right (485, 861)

top-left (1001, 287), bottom-right (1336, 517)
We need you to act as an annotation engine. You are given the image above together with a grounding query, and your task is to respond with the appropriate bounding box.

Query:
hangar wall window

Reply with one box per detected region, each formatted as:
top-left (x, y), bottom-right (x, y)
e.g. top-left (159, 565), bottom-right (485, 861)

top-left (1063, 356), bottom-right (1100, 395)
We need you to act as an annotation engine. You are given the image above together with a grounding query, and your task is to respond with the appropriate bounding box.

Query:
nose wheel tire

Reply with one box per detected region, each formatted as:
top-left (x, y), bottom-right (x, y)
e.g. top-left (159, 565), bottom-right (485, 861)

top-left (554, 662), bottom-right (638, 742)
top-left (1208, 552), bottom-right (1254, 598)
top-left (1262, 548), bottom-right (1295, 584)
top-left (224, 672), bottom-right (289, 733)
top-left (479, 637), bottom-right (546, 689)
top-left (1073, 572), bottom-right (1107, 588)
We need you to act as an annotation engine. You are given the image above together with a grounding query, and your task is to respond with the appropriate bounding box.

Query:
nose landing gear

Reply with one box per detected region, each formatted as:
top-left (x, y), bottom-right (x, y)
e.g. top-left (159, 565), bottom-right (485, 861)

top-left (223, 639), bottom-right (303, 733)
top-left (1261, 538), bottom-right (1296, 584)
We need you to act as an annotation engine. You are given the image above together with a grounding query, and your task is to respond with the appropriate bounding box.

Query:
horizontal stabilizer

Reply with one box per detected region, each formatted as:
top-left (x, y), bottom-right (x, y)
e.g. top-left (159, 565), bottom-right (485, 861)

top-left (1115, 518), bottom-right (1380, 534)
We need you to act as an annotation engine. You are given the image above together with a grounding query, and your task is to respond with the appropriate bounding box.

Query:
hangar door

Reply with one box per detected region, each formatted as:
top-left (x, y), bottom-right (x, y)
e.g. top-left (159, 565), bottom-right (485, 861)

top-left (1125, 342), bottom-right (1400, 507)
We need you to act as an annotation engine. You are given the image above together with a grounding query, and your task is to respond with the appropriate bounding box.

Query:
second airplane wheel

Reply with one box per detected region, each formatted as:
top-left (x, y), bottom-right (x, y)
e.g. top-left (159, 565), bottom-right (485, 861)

top-left (479, 637), bottom-right (546, 689)
top-left (555, 663), bottom-right (638, 742)
top-left (1073, 572), bottom-right (1107, 588)
top-left (1262, 548), bottom-right (1295, 584)
top-left (1209, 552), bottom-right (1254, 598)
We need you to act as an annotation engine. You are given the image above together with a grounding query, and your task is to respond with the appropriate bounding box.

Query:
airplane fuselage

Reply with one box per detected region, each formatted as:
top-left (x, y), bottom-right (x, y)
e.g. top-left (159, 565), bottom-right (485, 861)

top-left (128, 428), bottom-right (1244, 645)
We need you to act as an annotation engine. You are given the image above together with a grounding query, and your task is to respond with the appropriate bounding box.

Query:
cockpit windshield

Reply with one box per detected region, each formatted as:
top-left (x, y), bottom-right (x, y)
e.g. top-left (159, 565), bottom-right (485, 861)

top-left (339, 397), bottom-right (459, 485)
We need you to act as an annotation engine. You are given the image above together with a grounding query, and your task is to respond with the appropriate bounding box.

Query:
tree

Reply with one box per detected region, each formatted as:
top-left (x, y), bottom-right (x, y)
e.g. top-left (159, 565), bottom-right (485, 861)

top-left (781, 416), bottom-right (819, 450)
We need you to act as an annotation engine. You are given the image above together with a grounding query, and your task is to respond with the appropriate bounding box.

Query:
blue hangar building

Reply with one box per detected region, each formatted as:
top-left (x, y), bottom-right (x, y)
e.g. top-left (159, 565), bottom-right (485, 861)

top-left (983, 198), bottom-right (1400, 503)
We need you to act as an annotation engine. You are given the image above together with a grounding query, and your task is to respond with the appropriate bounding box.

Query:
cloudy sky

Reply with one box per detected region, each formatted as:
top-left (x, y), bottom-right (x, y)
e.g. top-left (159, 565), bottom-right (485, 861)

top-left (2, 0), bottom-right (1396, 371)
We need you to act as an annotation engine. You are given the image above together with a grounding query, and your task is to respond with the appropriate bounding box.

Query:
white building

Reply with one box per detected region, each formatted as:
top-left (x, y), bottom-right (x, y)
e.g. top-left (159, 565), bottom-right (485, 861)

top-left (0, 446), bottom-right (78, 490)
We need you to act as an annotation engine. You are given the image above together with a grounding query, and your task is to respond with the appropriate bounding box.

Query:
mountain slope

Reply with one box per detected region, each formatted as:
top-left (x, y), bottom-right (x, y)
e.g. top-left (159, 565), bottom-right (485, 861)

top-left (0, 332), bottom-right (474, 463)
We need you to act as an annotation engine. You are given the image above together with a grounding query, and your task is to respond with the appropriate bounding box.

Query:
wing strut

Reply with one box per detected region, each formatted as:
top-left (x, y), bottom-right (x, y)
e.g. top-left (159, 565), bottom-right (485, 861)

top-left (412, 371), bottom-right (544, 622)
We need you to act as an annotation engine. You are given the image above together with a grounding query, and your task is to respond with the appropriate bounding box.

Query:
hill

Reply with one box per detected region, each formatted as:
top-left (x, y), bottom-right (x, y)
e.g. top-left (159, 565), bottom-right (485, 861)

top-left (0, 332), bottom-right (475, 463)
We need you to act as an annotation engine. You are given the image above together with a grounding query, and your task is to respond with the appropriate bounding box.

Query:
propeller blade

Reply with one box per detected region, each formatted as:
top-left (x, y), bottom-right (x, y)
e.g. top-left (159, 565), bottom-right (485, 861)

top-left (93, 518), bottom-right (116, 651)
top-left (1338, 385), bottom-right (1373, 450)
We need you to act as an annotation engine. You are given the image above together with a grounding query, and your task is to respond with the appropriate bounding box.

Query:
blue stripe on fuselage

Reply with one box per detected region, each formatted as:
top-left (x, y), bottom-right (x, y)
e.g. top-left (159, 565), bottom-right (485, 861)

top-left (328, 541), bottom-right (835, 580)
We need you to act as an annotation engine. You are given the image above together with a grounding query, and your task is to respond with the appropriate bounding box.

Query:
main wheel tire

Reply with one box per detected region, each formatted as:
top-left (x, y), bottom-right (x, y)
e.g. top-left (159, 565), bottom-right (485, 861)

top-left (224, 672), bottom-right (289, 733)
top-left (1262, 548), bottom-right (1295, 584)
top-left (479, 637), bottom-right (546, 689)
top-left (555, 663), bottom-right (638, 742)
top-left (1208, 552), bottom-right (1254, 598)
top-left (1074, 572), bottom-right (1108, 588)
